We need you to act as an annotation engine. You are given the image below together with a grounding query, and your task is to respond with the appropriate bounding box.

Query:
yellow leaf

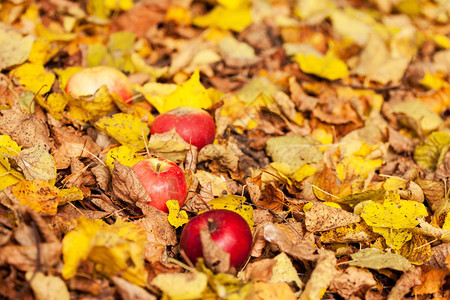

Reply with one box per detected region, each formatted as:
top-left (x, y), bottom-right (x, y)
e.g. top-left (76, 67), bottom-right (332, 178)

top-left (0, 27), bottom-right (34, 70)
top-left (62, 218), bottom-right (147, 286)
top-left (95, 113), bottom-right (149, 149)
top-left (151, 272), bottom-right (208, 299)
top-left (251, 282), bottom-right (297, 300)
top-left (156, 69), bottom-right (212, 113)
top-left (0, 164), bottom-right (22, 191)
top-left (35, 23), bottom-right (76, 42)
top-left (372, 227), bottom-right (412, 250)
top-left (420, 71), bottom-right (445, 90)
top-left (28, 39), bottom-right (59, 65)
top-left (87, 0), bottom-right (133, 19)
top-left (105, 145), bottom-right (146, 170)
top-left (195, 170), bottom-right (230, 197)
top-left (11, 180), bottom-right (60, 215)
top-left (68, 85), bottom-right (116, 122)
top-left (59, 187), bottom-right (84, 204)
top-left (432, 33), bottom-right (450, 49)
top-left (36, 93), bottom-right (68, 120)
top-left (11, 145), bottom-right (56, 182)
top-left (165, 6), bottom-right (191, 26)
top-left (131, 53), bottom-right (168, 81)
top-left (270, 162), bottom-right (293, 185)
top-left (167, 200), bottom-right (189, 228)
top-left (392, 100), bottom-right (442, 133)
top-left (293, 50), bottom-right (349, 80)
top-left (204, 195), bottom-right (253, 228)
top-left (293, 164), bottom-right (318, 182)
top-left (414, 131), bottom-right (450, 171)
top-left (193, 6), bottom-right (252, 32)
top-left (271, 252), bottom-right (304, 290)
top-left (336, 156), bottom-right (383, 183)
top-left (383, 177), bottom-right (407, 191)
top-left (218, 0), bottom-right (250, 9)
top-left (443, 214), bottom-right (450, 230)
top-left (12, 63), bottom-right (55, 95)
top-left (0, 135), bottom-right (21, 158)
top-left (361, 193), bottom-right (428, 229)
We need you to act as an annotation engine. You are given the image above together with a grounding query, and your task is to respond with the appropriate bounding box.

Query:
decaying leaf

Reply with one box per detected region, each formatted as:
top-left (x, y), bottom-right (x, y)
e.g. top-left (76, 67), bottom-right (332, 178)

top-left (348, 248), bottom-right (413, 271)
top-left (62, 217), bottom-right (148, 286)
top-left (304, 201), bottom-right (361, 232)
top-left (26, 271), bottom-right (70, 300)
top-left (151, 272), bottom-right (208, 299)
top-left (95, 113), bottom-right (150, 149)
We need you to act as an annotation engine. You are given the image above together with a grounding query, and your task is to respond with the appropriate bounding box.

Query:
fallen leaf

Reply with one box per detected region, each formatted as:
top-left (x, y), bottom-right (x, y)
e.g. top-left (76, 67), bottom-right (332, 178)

top-left (26, 271), bottom-right (70, 300)
top-left (151, 272), bottom-right (208, 299)
top-left (0, 26), bottom-right (34, 70)
top-left (305, 201), bottom-right (361, 232)
top-left (95, 113), bottom-right (149, 150)
top-left (62, 217), bottom-right (148, 286)
top-left (299, 250), bottom-right (337, 300)
top-left (203, 195), bottom-right (253, 228)
top-left (167, 200), bottom-right (189, 228)
top-left (11, 145), bottom-right (55, 181)
top-left (193, 5), bottom-right (252, 32)
top-left (329, 267), bottom-right (376, 299)
top-left (348, 248), bottom-right (413, 271)
top-left (388, 267), bottom-right (422, 300)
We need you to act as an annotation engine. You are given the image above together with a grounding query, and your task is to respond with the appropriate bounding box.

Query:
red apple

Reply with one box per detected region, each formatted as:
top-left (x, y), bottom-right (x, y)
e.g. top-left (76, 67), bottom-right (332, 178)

top-left (65, 66), bottom-right (133, 103)
top-left (179, 209), bottom-right (252, 270)
top-left (151, 106), bottom-right (215, 150)
top-left (132, 157), bottom-right (187, 212)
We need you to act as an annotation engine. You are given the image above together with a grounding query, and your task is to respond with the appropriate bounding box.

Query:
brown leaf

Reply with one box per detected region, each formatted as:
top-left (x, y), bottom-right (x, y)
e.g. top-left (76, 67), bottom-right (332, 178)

top-left (135, 209), bottom-right (177, 263)
top-left (299, 250), bottom-right (337, 300)
top-left (0, 242), bottom-right (61, 271)
top-left (51, 125), bottom-right (101, 169)
top-left (329, 267), bottom-right (376, 299)
top-left (111, 160), bottom-right (151, 204)
top-left (305, 201), bottom-right (361, 232)
top-left (91, 164), bottom-right (111, 192)
top-left (415, 178), bottom-right (445, 212)
top-left (112, 276), bottom-right (156, 300)
top-left (388, 127), bottom-right (416, 154)
top-left (199, 227), bottom-right (231, 274)
top-left (244, 258), bottom-right (276, 281)
top-left (0, 103), bottom-right (52, 150)
top-left (258, 182), bottom-right (285, 212)
top-left (110, 1), bottom-right (167, 38)
top-left (425, 243), bottom-right (450, 268)
top-left (253, 222), bottom-right (320, 262)
top-left (198, 142), bottom-right (242, 174)
top-left (387, 267), bottom-right (422, 299)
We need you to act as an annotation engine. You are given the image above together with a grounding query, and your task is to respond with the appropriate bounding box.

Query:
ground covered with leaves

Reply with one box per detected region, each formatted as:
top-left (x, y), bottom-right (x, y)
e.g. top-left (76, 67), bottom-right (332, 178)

top-left (1, 0), bottom-right (450, 299)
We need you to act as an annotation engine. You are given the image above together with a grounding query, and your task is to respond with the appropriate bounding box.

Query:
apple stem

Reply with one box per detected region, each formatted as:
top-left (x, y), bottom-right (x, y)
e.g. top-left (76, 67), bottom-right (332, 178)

top-left (207, 218), bottom-right (216, 232)
top-left (156, 163), bottom-right (161, 173)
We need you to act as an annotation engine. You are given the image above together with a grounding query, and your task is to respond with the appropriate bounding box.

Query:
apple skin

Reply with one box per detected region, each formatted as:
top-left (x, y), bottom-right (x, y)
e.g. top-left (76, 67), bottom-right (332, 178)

top-left (65, 66), bottom-right (133, 103)
top-left (151, 106), bottom-right (215, 150)
top-left (132, 157), bottom-right (187, 212)
top-left (179, 209), bottom-right (253, 270)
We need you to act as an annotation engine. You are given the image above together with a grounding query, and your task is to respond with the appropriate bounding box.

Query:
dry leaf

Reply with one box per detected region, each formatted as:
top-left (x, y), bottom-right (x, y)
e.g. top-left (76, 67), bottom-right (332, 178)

top-left (329, 267), bottom-right (376, 299)
top-left (111, 160), bottom-right (151, 204)
top-left (388, 267), bottom-right (421, 300)
top-left (135, 210), bottom-right (177, 263)
top-left (299, 250), bottom-right (337, 300)
top-left (305, 201), bottom-right (361, 232)
top-left (0, 103), bottom-right (52, 150)
top-left (112, 276), bottom-right (156, 300)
